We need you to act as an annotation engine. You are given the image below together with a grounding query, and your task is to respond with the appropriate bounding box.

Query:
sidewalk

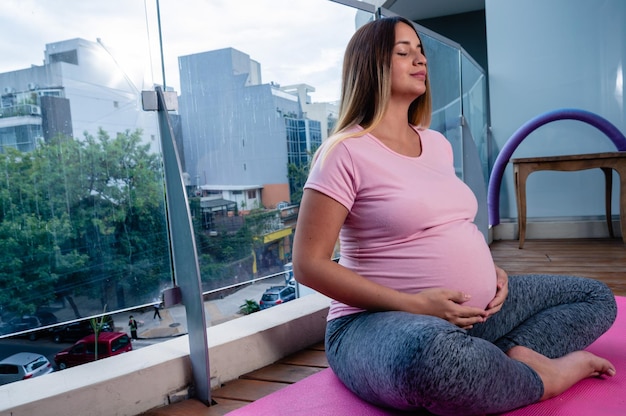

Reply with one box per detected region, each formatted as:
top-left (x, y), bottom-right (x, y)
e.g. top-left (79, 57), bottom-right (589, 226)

top-left (114, 276), bottom-right (284, 341)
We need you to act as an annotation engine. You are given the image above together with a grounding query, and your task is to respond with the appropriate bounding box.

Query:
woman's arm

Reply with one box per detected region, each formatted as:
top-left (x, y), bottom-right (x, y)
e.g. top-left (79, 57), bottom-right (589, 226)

top-left (293, 188), bottom-right (487, 327)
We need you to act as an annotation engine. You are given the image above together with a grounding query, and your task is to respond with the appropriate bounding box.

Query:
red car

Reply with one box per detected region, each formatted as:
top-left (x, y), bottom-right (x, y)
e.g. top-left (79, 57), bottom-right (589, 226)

top-left (54, 331), bottom-right (132, 370)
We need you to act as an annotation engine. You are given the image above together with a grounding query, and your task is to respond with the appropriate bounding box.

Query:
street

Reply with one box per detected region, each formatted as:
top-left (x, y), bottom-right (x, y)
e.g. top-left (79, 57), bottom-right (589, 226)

top-left (0, 274), bottom-right (286, 382)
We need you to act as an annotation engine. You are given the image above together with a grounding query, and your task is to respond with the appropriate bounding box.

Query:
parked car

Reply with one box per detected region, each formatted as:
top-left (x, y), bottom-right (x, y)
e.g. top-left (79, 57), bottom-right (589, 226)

top-left (0, 352), bottom-right (53, 386)
top-left (0, 311), bottom-right (59, 341)
top-left (0, 315), bottom-right (43, 341)
top-left (35, 311), bottom-right (59, 326)
top-left (50, 316), bottom-right (114, 343)
top-left (54, 331), bottom-right (132, 370)
top-left (259, 285), bottom-right (296, 310)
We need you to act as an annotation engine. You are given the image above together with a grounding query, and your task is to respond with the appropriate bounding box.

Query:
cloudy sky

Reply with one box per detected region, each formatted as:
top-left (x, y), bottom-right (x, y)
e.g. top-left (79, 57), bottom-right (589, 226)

top-left (0, 0), bottom-right (365, 102)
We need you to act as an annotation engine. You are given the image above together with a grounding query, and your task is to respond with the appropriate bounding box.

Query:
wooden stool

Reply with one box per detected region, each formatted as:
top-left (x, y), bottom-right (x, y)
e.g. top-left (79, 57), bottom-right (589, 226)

top-left (512, 152), bottom-right (626, 248)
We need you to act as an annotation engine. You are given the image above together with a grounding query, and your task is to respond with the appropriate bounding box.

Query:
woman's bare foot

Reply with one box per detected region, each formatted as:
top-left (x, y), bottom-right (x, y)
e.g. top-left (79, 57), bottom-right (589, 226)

top-left (507, 346), bottom-right (616, 400)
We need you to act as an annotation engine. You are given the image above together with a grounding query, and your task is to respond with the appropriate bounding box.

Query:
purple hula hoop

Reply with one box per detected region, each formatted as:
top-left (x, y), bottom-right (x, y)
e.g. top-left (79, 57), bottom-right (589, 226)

top-left (487, 108), bottom-right (626, 226)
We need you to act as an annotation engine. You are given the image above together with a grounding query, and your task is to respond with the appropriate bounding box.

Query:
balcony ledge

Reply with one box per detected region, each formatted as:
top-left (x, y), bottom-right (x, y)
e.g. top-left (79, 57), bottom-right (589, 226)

top-left (0, 293), bottom-right (331, 416)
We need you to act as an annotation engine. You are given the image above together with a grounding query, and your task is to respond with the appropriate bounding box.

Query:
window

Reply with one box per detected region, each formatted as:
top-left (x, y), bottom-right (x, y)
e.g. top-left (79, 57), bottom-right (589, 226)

top-left (262, 293), bottom-right (278, 302)
top-left (111, 335), bottom-right (131, 352)
top-left (0, 365), bottom-right (18, 375)
top-left (48, 50), bottom-right (78, 65)
top-left (26, 357), bottom-right (48, 372)
top-left (71, 344), bottom-right (86, 354)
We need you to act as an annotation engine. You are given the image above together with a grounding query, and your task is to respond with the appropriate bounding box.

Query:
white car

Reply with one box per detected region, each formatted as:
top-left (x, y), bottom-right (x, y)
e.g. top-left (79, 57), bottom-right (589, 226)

top-left (0, 352), bottom-right (54, 385)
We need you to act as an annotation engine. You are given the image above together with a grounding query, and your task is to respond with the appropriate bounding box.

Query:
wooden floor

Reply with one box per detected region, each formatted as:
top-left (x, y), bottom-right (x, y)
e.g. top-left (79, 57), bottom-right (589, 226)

top-left (141, 238), bottom-right (626, 416)
top-left (490, 238), bottom-right (626, 296)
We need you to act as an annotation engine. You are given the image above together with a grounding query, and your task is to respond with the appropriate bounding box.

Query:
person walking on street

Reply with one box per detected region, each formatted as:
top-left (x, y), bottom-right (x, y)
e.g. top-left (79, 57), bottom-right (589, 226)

top-left (153, 300), bottom-right (162, 320)
top-left (128, 315), bottom-right (138, 340)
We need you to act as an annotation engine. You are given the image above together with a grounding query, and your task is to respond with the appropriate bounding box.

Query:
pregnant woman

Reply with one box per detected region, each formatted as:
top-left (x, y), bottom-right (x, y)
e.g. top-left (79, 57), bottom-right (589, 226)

top-left (292, 16), bottom-right (617, 416)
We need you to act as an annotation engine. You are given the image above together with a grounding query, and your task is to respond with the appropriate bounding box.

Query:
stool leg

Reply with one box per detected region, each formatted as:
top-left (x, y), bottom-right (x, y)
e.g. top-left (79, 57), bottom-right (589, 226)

top-left (601, 168), bottom-right (614, 238)
top-left (515, 166), bottom-right (528, 249)
top-left (619, 168), bottom-right (626, 244)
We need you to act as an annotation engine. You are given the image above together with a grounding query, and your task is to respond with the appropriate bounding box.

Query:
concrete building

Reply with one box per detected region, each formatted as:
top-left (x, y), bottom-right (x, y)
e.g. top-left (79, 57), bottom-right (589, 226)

top-left (177, 47), bottom-right (323, 210)
top-left (0, 38), bottom-right (160, 153)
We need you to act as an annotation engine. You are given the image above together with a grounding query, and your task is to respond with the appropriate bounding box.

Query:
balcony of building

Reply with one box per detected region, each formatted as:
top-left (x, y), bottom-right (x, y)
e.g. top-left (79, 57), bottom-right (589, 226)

top-left (1, 1), bottom-right (625, 415)
top-left (1, 236), bottom-right (624, 415)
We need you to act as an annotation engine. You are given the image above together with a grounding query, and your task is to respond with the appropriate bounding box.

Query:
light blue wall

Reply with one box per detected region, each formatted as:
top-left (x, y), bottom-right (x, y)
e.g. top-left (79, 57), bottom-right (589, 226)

top-left (486, 0), bottom-right (626, 220)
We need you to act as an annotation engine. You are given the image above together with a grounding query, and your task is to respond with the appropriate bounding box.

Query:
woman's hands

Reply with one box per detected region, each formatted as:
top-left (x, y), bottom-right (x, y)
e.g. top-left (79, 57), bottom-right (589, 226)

top-left (407, 264), bottom-right (509, 329)
top-left (485, 264), bottom-right (509, 317)
top-left (408, 288), bottom-right (487, 329)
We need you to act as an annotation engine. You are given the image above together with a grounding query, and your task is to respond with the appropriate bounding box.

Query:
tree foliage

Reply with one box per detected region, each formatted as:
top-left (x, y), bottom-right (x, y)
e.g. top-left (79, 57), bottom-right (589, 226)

top-left (287, 162), bottom-right (308, 205)
top-left (287, 145), bottom-right (318, 205)
top-left (0, 129), bottom-right (171, 319)
top-left (238, 299), bottom-right (260, 315)
top-left (0, 126), bottom-right (293, 328)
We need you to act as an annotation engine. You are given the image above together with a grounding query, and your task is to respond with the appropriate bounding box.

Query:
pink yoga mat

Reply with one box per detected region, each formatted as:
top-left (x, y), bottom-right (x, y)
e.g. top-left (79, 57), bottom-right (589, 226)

top-left (227, 296), bottom-right (626, 416)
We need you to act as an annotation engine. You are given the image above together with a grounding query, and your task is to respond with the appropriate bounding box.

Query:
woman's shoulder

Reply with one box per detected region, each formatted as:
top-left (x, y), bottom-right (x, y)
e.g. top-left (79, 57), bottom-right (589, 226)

top-left (318, 126), bottom-right (369, 155)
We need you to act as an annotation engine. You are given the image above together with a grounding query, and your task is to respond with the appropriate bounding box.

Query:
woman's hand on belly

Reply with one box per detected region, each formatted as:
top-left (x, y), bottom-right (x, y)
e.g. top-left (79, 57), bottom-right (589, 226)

top-left (411, 288), bottom-right (488, 329)
top-left (485, 264), bottom-right (509, 318)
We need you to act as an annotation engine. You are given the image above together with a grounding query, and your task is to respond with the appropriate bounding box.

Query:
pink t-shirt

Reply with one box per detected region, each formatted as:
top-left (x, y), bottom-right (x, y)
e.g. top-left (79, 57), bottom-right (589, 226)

top-left (305, 127), bottom-right (497, 321)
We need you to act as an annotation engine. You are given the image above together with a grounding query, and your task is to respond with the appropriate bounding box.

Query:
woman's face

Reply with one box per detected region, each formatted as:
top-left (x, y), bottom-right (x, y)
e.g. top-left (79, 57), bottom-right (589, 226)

top-left (390, 22), bottom-right (427, 100)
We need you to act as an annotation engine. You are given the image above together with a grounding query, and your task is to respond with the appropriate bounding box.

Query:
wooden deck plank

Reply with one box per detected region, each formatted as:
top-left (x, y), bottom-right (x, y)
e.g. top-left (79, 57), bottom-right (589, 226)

top-left (277, 348), bottom-right (328, 367)
top-left (210, 379), bottom-right (291, 402)
top-left (141, 397), bottom-right (244, 416)
top-left (490, 238), bottom-right (626, 296)
top-left (240, 363), bottom-right (324, 383)
top-left (308, 341), bottom-right (325, 351)
top-left (205, 398), bottom-right (250, 415)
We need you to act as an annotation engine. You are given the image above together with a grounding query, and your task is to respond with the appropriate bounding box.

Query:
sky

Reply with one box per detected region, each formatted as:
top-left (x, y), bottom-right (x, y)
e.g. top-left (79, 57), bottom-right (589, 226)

top-left (0, 0), bottom-right (365, 102)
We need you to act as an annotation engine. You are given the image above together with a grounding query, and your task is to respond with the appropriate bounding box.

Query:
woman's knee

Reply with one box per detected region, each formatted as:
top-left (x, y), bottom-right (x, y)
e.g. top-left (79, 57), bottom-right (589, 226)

top-left (575, 277), bottom-right (617, 328)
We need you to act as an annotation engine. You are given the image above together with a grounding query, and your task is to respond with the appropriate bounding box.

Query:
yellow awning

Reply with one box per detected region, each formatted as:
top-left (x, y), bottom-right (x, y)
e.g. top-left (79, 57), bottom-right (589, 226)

top-left (263, 227), bottom-right (292, 244)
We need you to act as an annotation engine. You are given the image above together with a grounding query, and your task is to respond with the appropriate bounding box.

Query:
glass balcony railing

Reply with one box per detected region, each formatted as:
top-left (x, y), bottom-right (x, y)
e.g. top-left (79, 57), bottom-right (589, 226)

top-left (384, 20), bottom-right (490, 189)
top-left (0, 1), bottom-right (364, 341)
top-left (380, 9), bottom-right (490, 237)
top-left (0, 104), bottom-right (41, 118)
top-left (0, 3), bottom-right (489, 402)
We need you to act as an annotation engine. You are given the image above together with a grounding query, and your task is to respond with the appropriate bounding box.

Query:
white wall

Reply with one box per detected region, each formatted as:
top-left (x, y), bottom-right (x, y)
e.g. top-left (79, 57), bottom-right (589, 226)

top-left (486, 0), bottom-right (626, 221)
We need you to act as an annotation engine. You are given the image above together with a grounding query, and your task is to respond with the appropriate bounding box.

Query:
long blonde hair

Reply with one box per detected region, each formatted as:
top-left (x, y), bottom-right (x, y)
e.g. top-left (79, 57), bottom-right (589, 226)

top-left (314, 16), bottom-right (432, 165)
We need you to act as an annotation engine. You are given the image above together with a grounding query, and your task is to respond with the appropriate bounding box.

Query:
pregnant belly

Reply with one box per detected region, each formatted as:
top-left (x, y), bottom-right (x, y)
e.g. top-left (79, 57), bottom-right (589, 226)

top-left (436, 238), bottom-right (497, 309)
top-left (400, 227), bottom-right (497, 309)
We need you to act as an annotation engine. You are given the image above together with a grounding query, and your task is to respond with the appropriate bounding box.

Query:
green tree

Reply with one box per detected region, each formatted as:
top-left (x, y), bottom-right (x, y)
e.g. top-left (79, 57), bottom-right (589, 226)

top-left (0, 129), bottom-right (170, 320)
top-left (0, 146), bottom-right (86, 315)
top-left (64, 129), bottom-right (170, 311)
top-left (195, 214), bottom-right (253, 289)
top-left (287, 145), bottom-right (318, 205)
top-left (90, 306), bottom-right (109, 361)
top-left (239, 299), bottom-right (260, 315)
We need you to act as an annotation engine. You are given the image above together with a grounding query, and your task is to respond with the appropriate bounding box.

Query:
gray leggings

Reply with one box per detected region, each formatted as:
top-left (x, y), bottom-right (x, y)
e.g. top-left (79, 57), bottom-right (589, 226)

top-left (325, 274), bottom-right (617, 416)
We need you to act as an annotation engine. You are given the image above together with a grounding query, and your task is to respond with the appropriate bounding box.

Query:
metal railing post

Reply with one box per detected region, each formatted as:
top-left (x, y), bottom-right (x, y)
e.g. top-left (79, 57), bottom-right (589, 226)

top-left (142, 87), bottom-right (211, 405)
